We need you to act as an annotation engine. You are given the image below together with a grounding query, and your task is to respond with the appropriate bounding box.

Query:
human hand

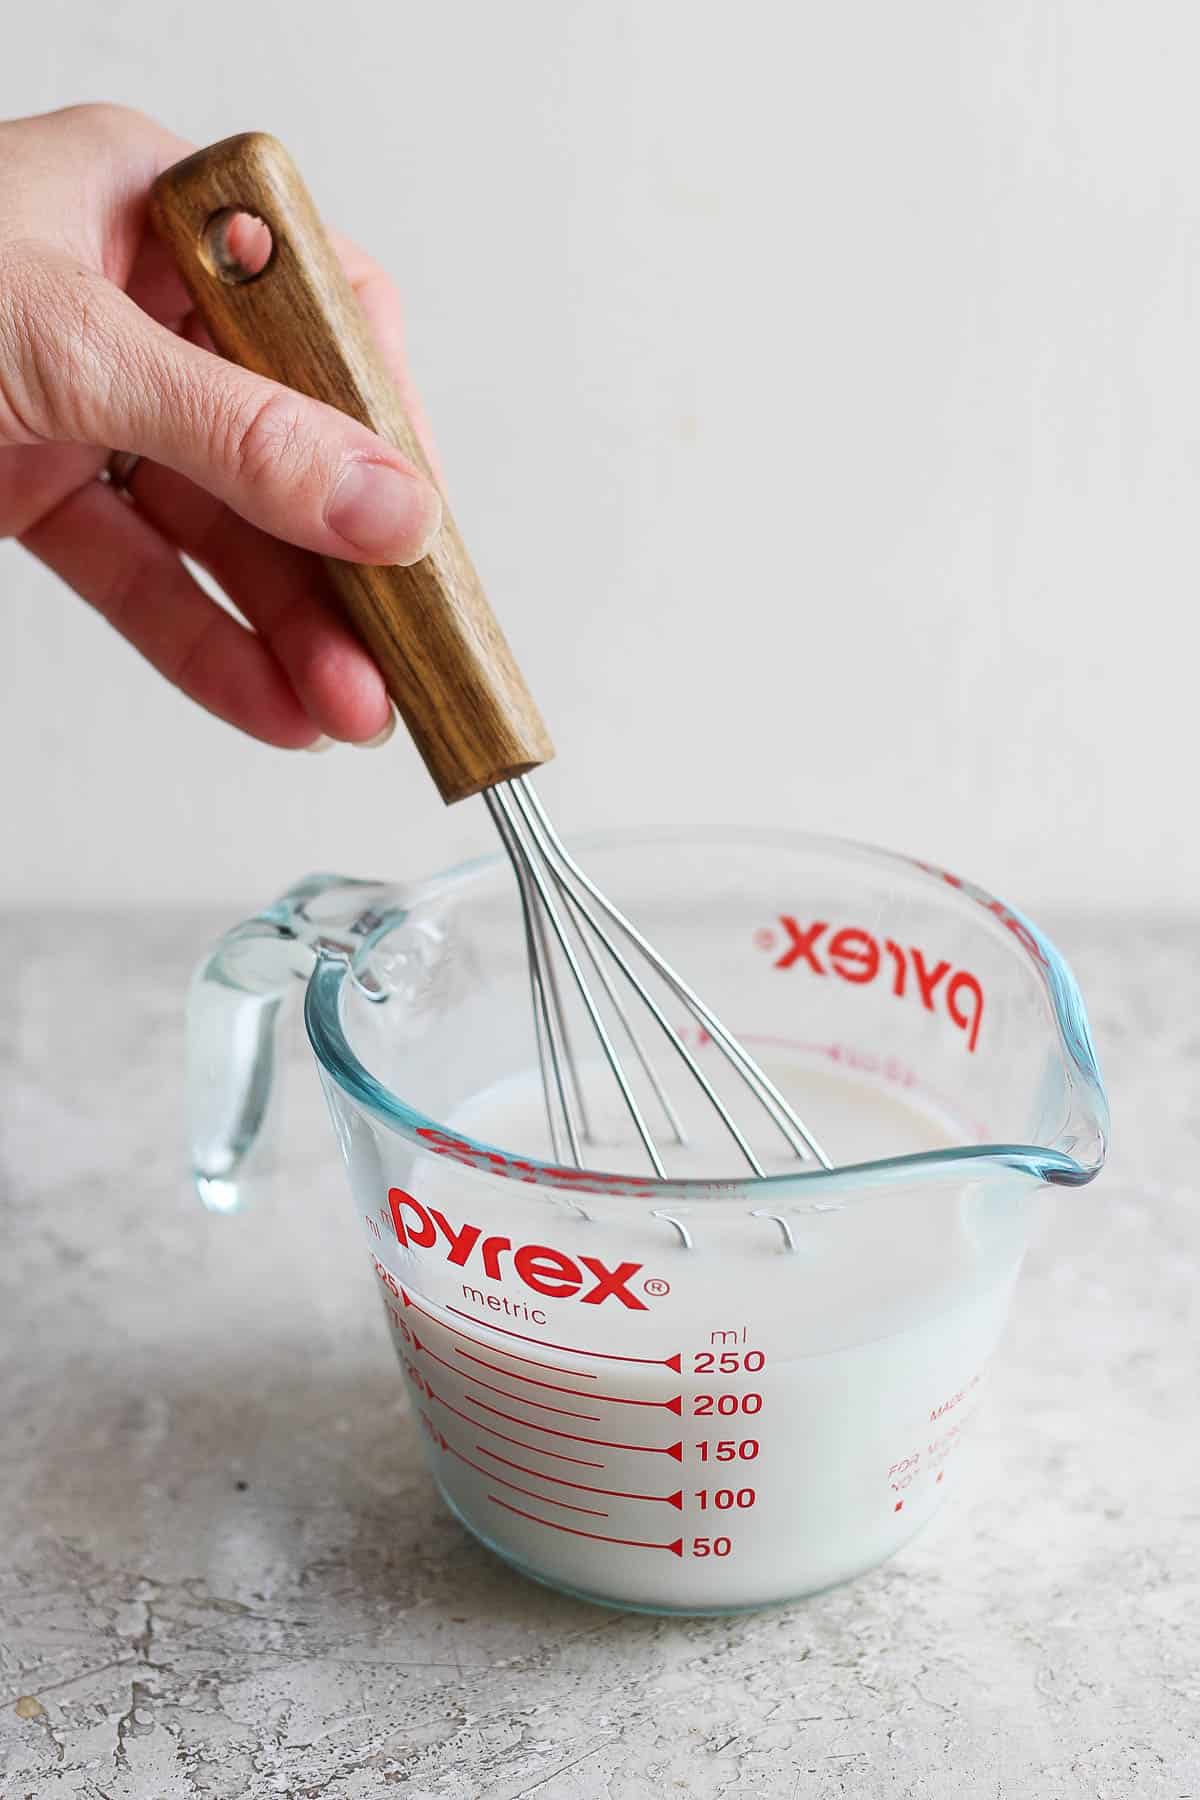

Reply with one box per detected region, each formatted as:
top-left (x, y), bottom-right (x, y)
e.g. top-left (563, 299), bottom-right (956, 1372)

top-left (0, 104), bottom-right (443, 748)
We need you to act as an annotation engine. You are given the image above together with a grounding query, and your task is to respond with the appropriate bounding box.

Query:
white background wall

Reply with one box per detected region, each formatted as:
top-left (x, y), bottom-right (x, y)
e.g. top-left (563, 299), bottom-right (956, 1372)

top-left (2, 2), bottom-right (1197, 911)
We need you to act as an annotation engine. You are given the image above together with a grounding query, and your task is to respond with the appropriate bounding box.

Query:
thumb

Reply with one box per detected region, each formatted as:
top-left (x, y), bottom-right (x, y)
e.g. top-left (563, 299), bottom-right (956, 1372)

top-left (33, 263), bottom-right (443, 564)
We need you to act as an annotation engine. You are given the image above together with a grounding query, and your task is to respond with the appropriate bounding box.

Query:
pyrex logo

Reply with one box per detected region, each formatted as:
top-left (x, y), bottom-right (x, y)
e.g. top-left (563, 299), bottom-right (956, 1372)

top-left (387, 1189), bottom-right (648, 1311)
top-left (763, 918), bottom-right (984, 1053)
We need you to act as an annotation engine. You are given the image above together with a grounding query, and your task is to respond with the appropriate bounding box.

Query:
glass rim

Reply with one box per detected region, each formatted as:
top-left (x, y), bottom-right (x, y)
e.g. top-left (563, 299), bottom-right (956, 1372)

top-left (303, 825), bottom-right (1110, 1202)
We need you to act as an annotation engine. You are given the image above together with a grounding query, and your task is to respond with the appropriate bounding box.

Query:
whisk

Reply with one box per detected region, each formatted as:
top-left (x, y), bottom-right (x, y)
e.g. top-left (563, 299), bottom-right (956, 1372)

top-left (152, 133), bottom-right (831, 1179)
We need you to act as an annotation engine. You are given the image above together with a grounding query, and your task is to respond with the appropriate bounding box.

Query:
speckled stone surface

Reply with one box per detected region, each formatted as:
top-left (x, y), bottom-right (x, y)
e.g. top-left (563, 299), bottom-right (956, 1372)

top-left (0, 910), bottom-right (1195, 1799)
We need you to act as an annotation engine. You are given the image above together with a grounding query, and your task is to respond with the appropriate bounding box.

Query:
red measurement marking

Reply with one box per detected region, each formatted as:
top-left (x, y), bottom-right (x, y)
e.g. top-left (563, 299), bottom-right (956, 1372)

top-left (477, 1445), bottom-right (684, 1509)
top-left (436, 1296), bottom-right (681, 1369)
top-left (439, 1435), bottom-right (608, 1518)
top-left (424, 1383), bottom-right (605, 1468)
top-left (487, 1494), bottom-right (684, 1556)
top-left (399, 1289), bottom-right (598, 1377)
top-left (411, 1333), bottom-right (600, 1420)
top-left (463, 1390), bottom-right (684, 1460)
top-left (453, 1345), bottom-right (680, 1411)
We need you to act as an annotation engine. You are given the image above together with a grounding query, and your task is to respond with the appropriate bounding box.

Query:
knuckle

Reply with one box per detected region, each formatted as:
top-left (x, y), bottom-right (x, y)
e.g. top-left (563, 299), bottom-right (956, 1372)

top-left (52, 275), bottom-right (124, 439)
top-left (98, 539), bottom-right (157, 637)
top-left (223, 385), bottom-right (314, 492)
top-left (0, 253), bottom-right (112, 441)
top-left (99, 546), bottom-right (218, 699)
top-left (0, 256), bottom-right (39, 438)
top-left (166, 609), bottom-right (224, 698)
top-left (303, 634), bottom-right (362, 700)
top-left (57, 101), bottom-right (156, 141)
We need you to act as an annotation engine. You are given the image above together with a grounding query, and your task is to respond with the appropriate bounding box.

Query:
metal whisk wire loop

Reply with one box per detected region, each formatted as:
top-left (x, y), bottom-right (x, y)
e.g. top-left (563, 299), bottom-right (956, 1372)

top-left (485, 777), bottom-right (833, 1179)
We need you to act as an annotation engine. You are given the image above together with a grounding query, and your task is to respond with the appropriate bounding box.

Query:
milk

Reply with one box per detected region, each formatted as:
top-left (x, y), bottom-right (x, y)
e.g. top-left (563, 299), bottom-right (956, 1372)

top-left (376, 1059), bottom-right (1021, 1611)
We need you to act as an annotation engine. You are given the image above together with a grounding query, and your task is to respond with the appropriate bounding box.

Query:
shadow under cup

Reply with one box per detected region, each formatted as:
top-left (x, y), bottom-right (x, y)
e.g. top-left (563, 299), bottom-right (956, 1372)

top-left (190, 830), bottom-right (1108, 1612)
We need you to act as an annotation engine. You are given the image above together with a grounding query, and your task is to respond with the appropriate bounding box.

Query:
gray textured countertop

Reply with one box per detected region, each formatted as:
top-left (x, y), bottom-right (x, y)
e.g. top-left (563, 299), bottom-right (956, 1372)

top-left (1, 909), bottom-right (1196, 1799)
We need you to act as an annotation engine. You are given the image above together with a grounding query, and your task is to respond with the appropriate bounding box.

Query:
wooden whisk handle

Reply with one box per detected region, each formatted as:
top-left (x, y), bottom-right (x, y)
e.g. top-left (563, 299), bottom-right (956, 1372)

top-left (150, 132), bottom-right (553, 803)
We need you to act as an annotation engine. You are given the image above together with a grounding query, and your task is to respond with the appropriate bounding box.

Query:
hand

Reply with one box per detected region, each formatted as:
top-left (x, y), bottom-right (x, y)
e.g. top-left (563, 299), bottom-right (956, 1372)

top-left (0, 104), bottom-right (443, 748)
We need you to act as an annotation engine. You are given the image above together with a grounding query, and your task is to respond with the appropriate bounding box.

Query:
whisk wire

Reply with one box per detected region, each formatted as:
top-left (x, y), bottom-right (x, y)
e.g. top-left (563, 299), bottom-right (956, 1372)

top-left (509, 777), bottom-right (768, 1176)
top-left (488, 784), bottom-right (668, 1178)
top-left (529, 899), bottom-right (593, 1142)
top-left (487, 776), bottom-right (833, 1178)
top-left (486, 789), bottom-right (581, 1163)
top-left (516, 805), bottom-right (690, 1149)
top-left (514, 778), bottom-right (833, 1172)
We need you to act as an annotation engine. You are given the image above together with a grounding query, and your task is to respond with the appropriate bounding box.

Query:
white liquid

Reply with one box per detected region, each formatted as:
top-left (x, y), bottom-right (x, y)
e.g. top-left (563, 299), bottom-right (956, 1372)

top-left (377, 1061), bottom-right (1022, 1611)
top-left (453, 1052), bottom-right (969, 1178)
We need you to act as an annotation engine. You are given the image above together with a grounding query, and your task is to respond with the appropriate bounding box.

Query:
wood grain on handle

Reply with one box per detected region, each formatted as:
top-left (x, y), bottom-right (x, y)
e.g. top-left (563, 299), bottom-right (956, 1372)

top-left (150, 132), bottom-right (553, 803)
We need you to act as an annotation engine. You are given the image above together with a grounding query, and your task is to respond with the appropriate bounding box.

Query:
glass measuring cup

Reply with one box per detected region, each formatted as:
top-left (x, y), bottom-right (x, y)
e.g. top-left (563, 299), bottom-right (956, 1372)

top-left (188, 830), bottom-right (1107, 1613)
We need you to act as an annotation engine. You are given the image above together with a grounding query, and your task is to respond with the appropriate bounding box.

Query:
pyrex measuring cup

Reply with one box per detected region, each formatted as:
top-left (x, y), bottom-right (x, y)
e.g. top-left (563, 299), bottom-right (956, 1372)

top-left (188, 830), bottom-right (1107, 1613)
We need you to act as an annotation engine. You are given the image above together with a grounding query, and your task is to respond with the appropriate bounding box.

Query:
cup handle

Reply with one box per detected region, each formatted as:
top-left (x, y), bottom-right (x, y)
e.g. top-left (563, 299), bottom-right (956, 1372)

top-left (186, 872), bottom-right (397, 1211)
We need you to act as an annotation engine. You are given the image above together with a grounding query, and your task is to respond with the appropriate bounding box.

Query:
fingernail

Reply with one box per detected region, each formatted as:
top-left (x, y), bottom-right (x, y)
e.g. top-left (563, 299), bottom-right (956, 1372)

top-left (354, 710), bottom-right (397, 750)
top-left (304, 733), bottom-right (335, 753)
top-left (326, 460), bottom-right (442, 563)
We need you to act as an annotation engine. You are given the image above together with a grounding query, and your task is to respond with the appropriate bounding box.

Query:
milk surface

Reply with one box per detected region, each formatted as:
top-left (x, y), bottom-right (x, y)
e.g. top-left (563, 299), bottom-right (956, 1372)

top-left (378, 1059), bottom-right (1019, 1610)
top-left (452, 1053), bottom-right (966, 1176)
